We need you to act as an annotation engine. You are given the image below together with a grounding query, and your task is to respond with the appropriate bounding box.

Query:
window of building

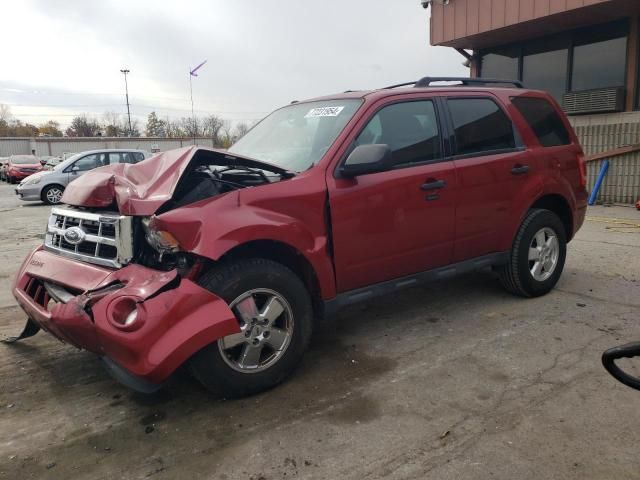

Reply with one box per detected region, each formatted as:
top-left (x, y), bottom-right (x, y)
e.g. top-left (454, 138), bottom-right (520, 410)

top-left (511, 97), bottom-right (571, 147)
top-left (479, 46), bottom-right (520, 80)
top-left (522, 39), bottom-right (568, 102)
top-left (479, 20), bottom-right (629, 106)
top-left (572, 36), bottom-right (627, 91)
top-left (447, 98), bottom-right (516, 156)
top-left (355, 101), bottom-right (442, 166)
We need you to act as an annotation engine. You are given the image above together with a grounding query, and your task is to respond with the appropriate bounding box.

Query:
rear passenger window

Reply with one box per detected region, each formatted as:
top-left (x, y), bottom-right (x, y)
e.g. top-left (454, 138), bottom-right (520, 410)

top-left (355, 100), bottom-right (442, 166)
top-left (447, 98), bottom-right (516, 156)
top-left (511, 97), bottom-right (571, 147)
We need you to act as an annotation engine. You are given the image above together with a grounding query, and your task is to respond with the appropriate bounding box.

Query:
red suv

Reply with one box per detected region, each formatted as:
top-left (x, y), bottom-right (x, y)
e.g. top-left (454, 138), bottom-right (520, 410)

top-left (8, 78), bottom-right (588, 397)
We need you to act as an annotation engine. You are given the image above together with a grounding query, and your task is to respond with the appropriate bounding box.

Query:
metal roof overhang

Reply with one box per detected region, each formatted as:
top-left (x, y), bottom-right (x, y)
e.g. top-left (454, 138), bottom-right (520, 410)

top-left (435, 0), bottom-right (639, 50)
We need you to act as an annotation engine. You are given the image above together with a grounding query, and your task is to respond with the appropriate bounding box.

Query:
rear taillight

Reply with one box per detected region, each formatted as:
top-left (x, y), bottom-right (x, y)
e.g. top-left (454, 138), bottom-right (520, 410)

top-left (578, 153), bottom-right (587, 188)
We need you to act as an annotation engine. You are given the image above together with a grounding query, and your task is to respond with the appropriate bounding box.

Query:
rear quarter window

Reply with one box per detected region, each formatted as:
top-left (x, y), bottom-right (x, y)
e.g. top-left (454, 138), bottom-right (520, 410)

top-left (511, 96), bottom-right (571, 147)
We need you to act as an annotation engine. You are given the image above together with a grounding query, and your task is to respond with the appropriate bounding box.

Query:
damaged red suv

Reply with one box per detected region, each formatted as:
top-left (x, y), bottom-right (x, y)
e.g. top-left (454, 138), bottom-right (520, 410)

top-left (8, 77), bottom-right (588, 397)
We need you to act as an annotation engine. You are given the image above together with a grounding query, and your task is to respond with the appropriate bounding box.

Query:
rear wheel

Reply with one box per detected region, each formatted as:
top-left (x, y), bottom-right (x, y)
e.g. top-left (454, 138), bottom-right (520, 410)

top-left (42, 184), bottom-right (65, 205)
top-left (190, 258), bottom-right (313, 398)
top-left (498, 209), bottom-right (567, 297)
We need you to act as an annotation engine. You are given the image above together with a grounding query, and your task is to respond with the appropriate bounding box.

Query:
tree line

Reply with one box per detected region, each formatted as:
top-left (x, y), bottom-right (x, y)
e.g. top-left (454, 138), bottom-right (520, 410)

top-left (0, 104), bottom-right (253, 147)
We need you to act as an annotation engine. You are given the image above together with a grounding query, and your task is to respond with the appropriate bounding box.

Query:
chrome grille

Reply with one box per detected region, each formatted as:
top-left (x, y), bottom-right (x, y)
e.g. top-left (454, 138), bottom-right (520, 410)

top-left (44, 207), bottom-right (133, 268)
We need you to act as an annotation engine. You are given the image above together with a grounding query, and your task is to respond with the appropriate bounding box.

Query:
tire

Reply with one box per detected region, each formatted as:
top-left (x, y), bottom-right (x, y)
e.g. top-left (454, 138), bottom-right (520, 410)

top-left (41, 184), bottom-right (65, 205)
top-left (498, 208), bottom-right (567, 298)
top-left (190, 258), bottom-right (313, 398)
top-left (8, 176), bottom-right (15, 184)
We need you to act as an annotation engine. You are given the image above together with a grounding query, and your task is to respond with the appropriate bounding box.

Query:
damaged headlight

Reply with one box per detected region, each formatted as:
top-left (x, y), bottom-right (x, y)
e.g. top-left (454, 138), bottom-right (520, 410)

top-left (141, 217), bottom-right (180, 254)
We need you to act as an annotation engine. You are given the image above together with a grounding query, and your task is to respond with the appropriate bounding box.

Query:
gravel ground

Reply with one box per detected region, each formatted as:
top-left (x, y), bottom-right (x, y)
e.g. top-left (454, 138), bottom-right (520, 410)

top-left (0, 181), bottom-right (639, 480)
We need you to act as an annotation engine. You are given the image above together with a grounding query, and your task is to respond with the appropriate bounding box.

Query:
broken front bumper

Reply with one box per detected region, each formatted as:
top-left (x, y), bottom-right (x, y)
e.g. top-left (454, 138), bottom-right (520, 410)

top-left (12, 247), bottom-right (240, 391)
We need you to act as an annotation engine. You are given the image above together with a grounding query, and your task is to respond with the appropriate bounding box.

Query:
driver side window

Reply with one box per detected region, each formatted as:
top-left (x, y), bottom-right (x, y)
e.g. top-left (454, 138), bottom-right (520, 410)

top-left (355, 100), bottom-right (442, 167)
top-left (71, 154), bottom-right (99, 171)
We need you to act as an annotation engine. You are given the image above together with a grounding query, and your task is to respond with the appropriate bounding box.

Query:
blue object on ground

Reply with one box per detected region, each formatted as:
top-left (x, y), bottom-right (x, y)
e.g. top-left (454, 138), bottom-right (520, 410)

top-left (588, 159), bottom-right (610, 206)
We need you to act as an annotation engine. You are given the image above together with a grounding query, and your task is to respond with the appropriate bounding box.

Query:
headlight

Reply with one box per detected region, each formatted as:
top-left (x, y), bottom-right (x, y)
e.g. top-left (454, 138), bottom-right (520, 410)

top-left (141, 218), bottom-right (180, 253)
top-left (26, 176), bottom-right (41, 185)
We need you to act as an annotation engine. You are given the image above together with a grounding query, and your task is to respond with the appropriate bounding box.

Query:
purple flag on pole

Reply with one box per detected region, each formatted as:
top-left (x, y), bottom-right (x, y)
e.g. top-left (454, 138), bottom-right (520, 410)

top-left (190, 60), bottom-right (207, 77)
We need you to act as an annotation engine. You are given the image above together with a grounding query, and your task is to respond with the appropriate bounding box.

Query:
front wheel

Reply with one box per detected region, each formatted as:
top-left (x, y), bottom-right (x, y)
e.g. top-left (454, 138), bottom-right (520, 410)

top-left (190, 258), bottom-right (313, 398)
top-left (42, 184), bottom-right (65, 205)
top-left (498, 209), bottom-right (567, 297)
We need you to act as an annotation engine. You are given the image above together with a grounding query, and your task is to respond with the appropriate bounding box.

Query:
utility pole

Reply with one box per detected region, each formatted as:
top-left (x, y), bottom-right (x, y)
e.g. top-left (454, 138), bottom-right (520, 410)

top-left (120, 69), bottom-right (133, 136)
top-left (189, 71), bottom-right (196, 144)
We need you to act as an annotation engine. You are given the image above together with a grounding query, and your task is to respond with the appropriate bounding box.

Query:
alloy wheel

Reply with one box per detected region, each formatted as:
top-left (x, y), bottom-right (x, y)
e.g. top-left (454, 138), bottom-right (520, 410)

top-left (218, 288), bottom-right (294, 373)
top-left (528, 227), bottom-right (560, 282)
top-left (46, 187), bottom-right (63, 204)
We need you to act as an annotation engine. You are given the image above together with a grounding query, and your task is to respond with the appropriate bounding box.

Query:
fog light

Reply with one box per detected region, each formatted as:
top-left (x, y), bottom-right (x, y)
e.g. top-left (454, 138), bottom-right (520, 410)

top-left (108, 297), bottom-right (144, 331)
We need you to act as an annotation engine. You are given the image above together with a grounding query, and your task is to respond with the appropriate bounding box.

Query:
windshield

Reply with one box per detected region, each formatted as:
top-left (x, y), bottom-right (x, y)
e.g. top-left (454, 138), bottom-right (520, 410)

top-left (229, 99), bottom-right (362, 171)
top-left (10, 156), bottom-right (38, 165)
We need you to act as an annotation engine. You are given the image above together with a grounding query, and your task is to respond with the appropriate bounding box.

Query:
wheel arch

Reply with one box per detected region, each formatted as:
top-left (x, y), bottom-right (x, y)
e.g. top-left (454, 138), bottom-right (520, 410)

top-left (529, 193), bottom-right (573, 240)
top-left (206, 239), bottom-right (326, 321)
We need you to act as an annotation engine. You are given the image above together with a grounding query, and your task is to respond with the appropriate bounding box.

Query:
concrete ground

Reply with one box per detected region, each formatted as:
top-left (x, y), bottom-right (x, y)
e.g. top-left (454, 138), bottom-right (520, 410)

top-left (0, 181), bottom-right (639, 480)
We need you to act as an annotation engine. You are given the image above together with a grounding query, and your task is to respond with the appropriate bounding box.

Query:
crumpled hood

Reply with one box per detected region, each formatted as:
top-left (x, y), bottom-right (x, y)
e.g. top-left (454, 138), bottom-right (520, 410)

top-left (62, 146), bottom-right (208, 216)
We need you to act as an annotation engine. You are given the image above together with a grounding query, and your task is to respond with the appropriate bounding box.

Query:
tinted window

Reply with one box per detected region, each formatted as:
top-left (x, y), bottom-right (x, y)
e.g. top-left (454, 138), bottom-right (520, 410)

top-left (481, 46), bottom-right (520, 80)
top-left (522, 43), bottom-right (568, 102)
top-left (572, 36), bottom-right (627, 91)
top-left (447, 98), bottom-right (516, 156)
top-left (133, 152), bottom-right (145, 162)
top-left (355, 100), bottom-right (441, 166)
top-left (511, 97), bottom-right (571, 147)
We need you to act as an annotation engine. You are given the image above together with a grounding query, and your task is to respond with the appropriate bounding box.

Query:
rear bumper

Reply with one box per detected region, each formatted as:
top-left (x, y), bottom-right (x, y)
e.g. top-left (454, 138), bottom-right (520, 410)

top-left (12, 247), bottom-right (239, 387)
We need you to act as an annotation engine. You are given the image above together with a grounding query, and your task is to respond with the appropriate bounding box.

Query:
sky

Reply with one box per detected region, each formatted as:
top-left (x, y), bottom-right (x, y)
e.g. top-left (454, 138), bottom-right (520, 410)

top-left (0, 0), bottom-right (466, 128)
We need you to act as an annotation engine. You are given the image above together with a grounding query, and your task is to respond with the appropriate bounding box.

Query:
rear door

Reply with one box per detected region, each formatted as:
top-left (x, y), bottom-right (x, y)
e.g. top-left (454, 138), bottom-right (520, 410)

top-left (445, 95), bottom-right (531, 262)
top-left (328, 97), bottom-right (457, 292)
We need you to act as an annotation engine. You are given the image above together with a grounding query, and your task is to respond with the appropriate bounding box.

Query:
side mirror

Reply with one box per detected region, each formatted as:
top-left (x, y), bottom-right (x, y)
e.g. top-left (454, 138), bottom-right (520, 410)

top-left (603, 342), bottom-right (640, 391)
top-left (39, 159), bottom-right (46, 166)
top-left (339, 144), bottom-right (393, 178)
top-left (71, 165), bottom-right (80, 172)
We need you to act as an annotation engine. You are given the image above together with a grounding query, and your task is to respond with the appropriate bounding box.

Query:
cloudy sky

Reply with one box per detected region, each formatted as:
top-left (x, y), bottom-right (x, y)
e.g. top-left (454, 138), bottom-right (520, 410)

top-left (1, 0), bottom-right (466, 127)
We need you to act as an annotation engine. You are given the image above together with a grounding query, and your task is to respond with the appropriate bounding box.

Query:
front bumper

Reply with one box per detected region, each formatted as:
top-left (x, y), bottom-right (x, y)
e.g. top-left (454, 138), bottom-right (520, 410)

top-left (15, 183), bottom-right (43, 201)
top-left (12, 247), bottom-right (240, 388)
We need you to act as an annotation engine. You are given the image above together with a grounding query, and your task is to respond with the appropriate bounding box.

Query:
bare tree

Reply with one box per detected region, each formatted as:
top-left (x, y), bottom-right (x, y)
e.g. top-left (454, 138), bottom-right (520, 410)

top-left (0, 104), bottom-right (12, 123)
top-left (201, 114), bottom-right (225, 146)
top-left (220, 120), bottom-right (233, 148)
top-left (234, 122), bottom-right (250, 141)
top-left (103, 111), bottom-right (124, 137)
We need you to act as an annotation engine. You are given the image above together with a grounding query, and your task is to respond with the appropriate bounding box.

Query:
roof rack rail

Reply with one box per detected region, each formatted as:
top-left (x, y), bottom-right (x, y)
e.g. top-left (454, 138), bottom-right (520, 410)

top-left (384, 77), bottom-right (524, 89)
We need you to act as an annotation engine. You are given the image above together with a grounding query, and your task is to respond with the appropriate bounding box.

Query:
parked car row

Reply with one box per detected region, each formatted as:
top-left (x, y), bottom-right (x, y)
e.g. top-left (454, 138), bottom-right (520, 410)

top-left (2, 149), bottom-right (150, 204)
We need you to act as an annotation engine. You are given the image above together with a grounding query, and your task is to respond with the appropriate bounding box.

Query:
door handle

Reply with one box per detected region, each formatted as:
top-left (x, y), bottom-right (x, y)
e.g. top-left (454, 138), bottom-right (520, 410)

top-left (420, 179), bottom-right (447, 191)
top-left (511, 164), bottom-right (530, 175)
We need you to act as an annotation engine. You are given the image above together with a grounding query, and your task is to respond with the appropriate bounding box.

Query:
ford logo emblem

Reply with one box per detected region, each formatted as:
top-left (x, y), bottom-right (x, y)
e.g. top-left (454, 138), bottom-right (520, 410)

top-left (63, 226), bottom-right (86, 245)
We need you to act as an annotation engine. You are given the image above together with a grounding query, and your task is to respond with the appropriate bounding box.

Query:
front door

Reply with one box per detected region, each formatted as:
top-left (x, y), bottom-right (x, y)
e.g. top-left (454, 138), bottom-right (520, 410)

top-left (328, 99), bottom-right (457, 293)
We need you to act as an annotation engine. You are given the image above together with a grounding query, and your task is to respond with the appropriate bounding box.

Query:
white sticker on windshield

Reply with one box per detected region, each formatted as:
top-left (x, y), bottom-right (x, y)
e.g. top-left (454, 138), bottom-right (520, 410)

top-left (304, 106), bottom-right (345, 118)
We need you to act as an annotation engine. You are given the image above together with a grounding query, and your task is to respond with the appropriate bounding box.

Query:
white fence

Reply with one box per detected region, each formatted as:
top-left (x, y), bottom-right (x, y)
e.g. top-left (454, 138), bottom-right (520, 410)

top-left (0, 137), bottom-right (216, 157)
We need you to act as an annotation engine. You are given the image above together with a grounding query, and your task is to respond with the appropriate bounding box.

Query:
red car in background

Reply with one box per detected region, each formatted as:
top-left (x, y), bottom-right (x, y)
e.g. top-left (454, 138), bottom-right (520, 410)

top-left (6, 155), bottom-right (43, 184)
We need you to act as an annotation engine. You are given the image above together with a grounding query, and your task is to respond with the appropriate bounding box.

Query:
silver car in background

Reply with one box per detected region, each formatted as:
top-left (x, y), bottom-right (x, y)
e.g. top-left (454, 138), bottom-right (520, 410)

top-left (15, 149), bottom-right (151, 205)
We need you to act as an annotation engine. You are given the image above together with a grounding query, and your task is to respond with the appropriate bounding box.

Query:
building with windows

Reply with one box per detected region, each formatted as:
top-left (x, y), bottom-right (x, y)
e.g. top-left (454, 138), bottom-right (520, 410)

top-left (427, 0), bottom-right (640, 204)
